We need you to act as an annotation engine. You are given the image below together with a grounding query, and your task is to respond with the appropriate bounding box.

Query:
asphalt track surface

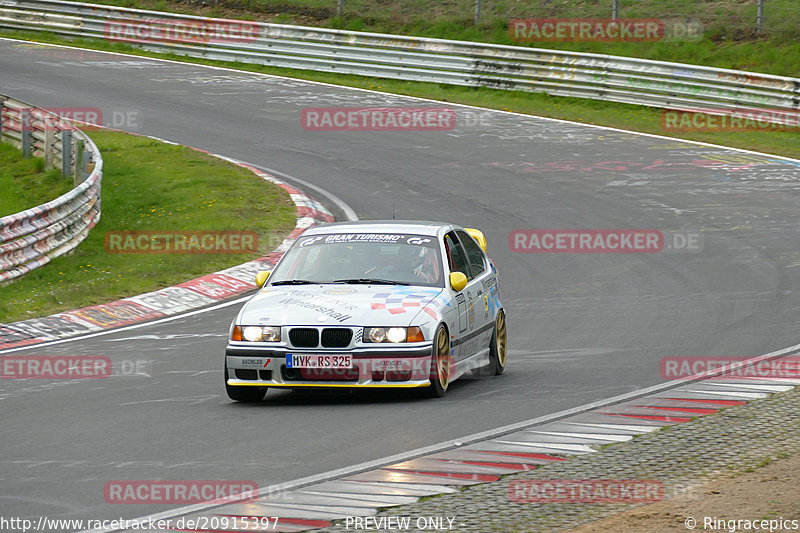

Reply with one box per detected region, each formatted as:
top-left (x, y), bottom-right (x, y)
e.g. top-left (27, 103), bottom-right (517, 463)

top-left (2, 38), bottom-right (800, 528)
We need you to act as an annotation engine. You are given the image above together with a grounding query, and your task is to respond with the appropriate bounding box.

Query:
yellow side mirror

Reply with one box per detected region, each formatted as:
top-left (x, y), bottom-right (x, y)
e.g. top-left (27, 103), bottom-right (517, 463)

top-left (449, 271), bottom-right (468, 292)
top-left (464, 228), bottom-right (487, 252)
top-left (255, 270), bottom-right (271, 288)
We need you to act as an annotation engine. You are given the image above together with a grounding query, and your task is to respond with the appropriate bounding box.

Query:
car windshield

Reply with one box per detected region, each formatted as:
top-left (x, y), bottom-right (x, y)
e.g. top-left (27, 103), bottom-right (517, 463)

top-left (269, 233), bottom-right (444, 288)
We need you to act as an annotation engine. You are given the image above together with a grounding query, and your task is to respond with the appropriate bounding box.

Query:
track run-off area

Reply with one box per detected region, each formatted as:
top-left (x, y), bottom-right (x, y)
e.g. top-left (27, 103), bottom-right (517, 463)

top-left (1, 38), bottom-right (800, 530)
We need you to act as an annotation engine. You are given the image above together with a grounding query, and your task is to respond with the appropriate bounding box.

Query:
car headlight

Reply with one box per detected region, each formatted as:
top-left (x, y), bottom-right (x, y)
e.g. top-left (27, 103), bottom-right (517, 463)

top-left (363, 327), bottom-right (424, 343)
top-left (232, 325), bottom-right (281, 342)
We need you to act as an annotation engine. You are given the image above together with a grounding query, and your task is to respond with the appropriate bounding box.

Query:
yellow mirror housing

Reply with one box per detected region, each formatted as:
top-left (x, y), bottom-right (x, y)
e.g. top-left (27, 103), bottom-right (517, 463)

top-left (464, 228), bottom-right (487, 252)
top-left (449, 271), bottom-right (468, 292)
top-left (255, 270), bottom-right (271, 288)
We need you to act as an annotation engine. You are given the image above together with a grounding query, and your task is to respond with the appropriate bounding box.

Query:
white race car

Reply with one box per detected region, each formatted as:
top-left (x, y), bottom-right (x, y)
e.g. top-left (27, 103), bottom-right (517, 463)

top-left (224, 221), bottom-right (506, 401)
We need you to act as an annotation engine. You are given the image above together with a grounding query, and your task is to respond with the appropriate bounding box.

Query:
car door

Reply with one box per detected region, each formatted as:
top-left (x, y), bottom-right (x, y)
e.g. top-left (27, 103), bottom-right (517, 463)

top-left (443, 232), bottom-right (472, 351)
top-left (454, 229), bottom-right (494, 358)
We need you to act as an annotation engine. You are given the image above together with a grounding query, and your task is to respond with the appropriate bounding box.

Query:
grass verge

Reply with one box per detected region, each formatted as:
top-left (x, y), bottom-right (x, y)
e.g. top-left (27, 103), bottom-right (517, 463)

top-left (0, 141), bottom-right (73, 217)
top-left (0, 130), bottom-right (296, 324)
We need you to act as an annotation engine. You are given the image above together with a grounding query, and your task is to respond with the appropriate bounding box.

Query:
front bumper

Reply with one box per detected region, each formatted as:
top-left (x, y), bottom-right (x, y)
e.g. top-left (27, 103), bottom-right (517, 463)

top-left (225, 343), bottom-right (434, 389)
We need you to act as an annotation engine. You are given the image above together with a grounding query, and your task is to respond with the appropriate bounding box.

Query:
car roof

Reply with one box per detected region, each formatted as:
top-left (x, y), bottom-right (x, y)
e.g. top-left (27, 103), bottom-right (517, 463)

top-left (302, 220), bottom-right (460, 237)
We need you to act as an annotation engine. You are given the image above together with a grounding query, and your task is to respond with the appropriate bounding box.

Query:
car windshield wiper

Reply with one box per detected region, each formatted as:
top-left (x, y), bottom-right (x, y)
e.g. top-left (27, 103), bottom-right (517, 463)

top-left (270, 279), bottom-right (322, 285)
top-left (332, 278), bottom-right (409, 285)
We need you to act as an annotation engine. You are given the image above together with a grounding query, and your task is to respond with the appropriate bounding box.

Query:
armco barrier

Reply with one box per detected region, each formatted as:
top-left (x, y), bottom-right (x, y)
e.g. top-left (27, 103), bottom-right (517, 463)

top-left (1, 0), bottom-right (799, 124)
top-left (0, 94), bottom-right (102, 282)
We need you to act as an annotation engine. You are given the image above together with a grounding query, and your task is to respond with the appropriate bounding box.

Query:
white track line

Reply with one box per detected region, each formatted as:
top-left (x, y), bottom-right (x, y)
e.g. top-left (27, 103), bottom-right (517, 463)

top-left (252, 164), bottom-right (359, 222)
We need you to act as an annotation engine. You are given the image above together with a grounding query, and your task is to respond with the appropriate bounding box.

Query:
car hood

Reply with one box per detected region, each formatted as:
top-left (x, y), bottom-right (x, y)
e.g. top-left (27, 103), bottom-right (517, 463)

top-left (237, 284), bottom-right (445, 327)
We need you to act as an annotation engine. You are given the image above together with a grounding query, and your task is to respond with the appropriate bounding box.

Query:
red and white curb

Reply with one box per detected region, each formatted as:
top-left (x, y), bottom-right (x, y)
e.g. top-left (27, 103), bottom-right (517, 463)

top-left (100, 347), bottom-right (800, 533)
top-left (162, 377), bottom-right (799, 531)
top-left (0, 153), bottom-right (334, 351)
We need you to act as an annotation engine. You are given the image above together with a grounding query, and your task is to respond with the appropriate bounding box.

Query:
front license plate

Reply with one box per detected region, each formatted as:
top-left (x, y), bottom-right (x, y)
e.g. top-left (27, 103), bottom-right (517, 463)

top-left (286, 354), bottom-right (352, 369)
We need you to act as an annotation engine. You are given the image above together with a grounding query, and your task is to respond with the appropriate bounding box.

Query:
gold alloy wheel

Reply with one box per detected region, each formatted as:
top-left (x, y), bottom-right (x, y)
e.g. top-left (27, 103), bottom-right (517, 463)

top-left (496, 311), bottom-right (507, 368)
top-left (435, 327), bottom-right (451, 390)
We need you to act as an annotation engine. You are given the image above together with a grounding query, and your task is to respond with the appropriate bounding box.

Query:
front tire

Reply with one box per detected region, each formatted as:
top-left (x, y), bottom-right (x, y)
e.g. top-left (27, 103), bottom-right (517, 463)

top-left (225, 365), bottom-right (267, 403)
top-left (426, 325), bottom-right (451, 398)
top-left (487, 310), bottom-right (507, 376)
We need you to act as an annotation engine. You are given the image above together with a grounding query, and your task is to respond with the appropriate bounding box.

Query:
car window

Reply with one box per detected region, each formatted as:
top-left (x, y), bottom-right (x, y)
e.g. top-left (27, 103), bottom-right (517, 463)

top-left (456, 230), bottom-right (486, 279)
top-left (268, 233), bottom-right (444, 287)
top-left (289, 246), bottom-right (320, 279)
top-left (444, 232), bottom-right (471, 279)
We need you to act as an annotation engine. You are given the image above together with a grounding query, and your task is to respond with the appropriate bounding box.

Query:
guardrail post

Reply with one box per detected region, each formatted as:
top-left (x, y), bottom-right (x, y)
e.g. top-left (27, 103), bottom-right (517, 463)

top-left (73, 139), bottom-right (84, 181)
top-left (20, 108), bottom-right (32, 157)
top-left (62, 129), bottom-right (73, 180)
top-left (757, 0), bottom-right (764, 34)
top-left (44, 126), bottom-right (55, 167)
top-left (82, 147), bottom-right (92, 180)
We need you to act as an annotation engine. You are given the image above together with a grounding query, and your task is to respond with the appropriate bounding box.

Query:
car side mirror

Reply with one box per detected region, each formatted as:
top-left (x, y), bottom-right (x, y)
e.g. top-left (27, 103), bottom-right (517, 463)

top-left (449, 271), bottom-right (468, 292)
top-left (464, 228), bottom-right (487, 252)
top-left (255, 270), bottom-right (271, 288)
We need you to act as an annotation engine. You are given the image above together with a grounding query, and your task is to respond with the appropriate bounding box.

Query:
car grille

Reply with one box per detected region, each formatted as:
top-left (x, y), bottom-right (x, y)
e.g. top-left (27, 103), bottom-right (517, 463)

top-left (235, 369), bottom-right (257, 380)
top-left (288, 328), bottom-right (353, 348)
top-left (386, 369), bottom-right (413, 381)
top-left (289, 328), bottom-right (319, 348)
top-left (321, 328), bottom-right (353, 348)
top-left (233, 369), bottom-right (272, 381)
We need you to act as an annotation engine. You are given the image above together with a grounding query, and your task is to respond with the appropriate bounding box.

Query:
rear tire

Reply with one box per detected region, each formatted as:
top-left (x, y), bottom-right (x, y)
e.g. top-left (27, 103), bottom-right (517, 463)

top-left (225, 365), bottom-right (267, 403)
top-left (426, 325), bottom-right (451, 398)
top-left (487, 310), bottom-right (507, 376)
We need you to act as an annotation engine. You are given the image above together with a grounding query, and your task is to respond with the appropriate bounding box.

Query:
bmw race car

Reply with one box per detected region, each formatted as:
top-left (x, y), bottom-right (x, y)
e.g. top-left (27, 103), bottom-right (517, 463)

top-left (224, 221), bottom-right (506, 401)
